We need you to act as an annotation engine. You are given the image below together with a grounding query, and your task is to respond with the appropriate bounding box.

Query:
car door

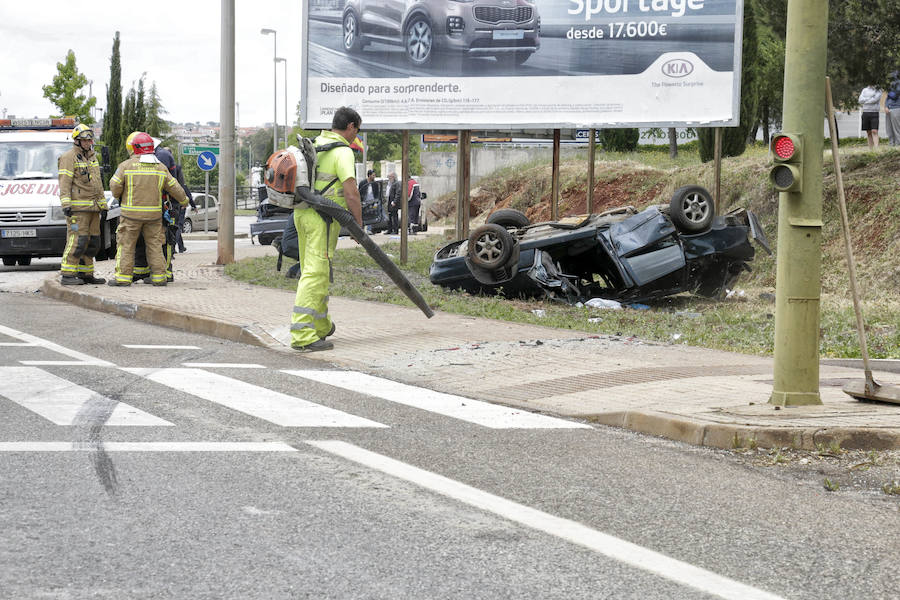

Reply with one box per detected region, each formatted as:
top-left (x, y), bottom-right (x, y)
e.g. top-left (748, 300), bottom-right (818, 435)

top-left (207, 196), bottom-right (218, 231)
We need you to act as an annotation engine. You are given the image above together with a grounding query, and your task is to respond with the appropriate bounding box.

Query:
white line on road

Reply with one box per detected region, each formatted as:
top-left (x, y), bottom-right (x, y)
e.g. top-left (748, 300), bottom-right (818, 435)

top-left (284, 370), bottom-right (591, 429)
top-left (308, 441), bottom-right (785, 600)
top-left (0, 342), bottom-right (38, 346)
top-left (123, 345), bottom-right (202, 350)
top-left (0, 442), bottom-right (297, 452)
top-left (0, 323), bottom-right (114, 366)
top-left (0, 367), bottom-right (173, 426)
top-left (124, 368), bottom-right (386, 428)
top-left (181, 363), bottom-right (266, 369)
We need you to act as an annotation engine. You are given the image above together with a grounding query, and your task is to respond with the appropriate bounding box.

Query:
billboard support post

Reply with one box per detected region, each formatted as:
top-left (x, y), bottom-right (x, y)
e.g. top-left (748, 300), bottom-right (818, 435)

top-left (714, 127), bottom-right (722, 213)
top-left (587, 129), bottom-right (596, 214)
top-left (401, 130), bottom-right (409, 264)
top-left (551, 129), bottom-right (560, 221)
top-left (456, 130), bottom-right (470, 240)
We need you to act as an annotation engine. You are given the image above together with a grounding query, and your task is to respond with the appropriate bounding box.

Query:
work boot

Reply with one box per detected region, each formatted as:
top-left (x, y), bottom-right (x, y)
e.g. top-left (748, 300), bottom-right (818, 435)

top-left (80, 274), bottom-right (106, 285)
top-left (60, 275), bottom-right (84, 286)
top-left (152, 280), bottom-right (167, 287)
top-left (291, 339), bottom-right (334, 353)
top-left (107, 279), bottom-right (131, 287)
top-left (322, 323), bottom-right (336, 339)
top-left (166, 274), bottom-right (174, 283)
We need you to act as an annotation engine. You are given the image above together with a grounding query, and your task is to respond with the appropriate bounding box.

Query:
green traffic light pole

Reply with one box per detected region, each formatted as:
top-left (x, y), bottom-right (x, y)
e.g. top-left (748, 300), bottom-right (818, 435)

top-left (769, 0), bottom-right (829, 406)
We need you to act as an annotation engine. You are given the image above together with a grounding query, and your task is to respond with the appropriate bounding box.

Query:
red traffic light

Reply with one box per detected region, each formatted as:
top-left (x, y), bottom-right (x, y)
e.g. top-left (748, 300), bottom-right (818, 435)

top-left (773, 135), bottom-right (795, 160)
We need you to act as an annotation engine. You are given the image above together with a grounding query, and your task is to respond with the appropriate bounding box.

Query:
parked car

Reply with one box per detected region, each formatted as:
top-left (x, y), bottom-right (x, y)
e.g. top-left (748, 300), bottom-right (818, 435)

top-left (342, 0), bottom-right (541, 67)
top-left (183, 193), bottom-right (218, 233)
top-left (429, 186), bottom-right (771, 304)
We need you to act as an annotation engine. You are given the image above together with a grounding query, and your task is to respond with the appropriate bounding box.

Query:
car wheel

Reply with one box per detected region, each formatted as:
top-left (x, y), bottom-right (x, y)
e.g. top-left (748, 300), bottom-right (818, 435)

top-left (1, 257), bottom-right (15, 266)
top-left (486, 208), bottom-right (530, 229)
top-left (183, 219), bottom-right (193, 234)
top-left (405, 15), bottom-right (433, 66)
top-left (258, 233), bottom-right (276, 246)
top-left (669, 185), bottom-right (714, 233)
top-left (343, 11), bottom-right (363, 53)
top-left (467, 223), bottom-right (514, 270)
top-left (16, 256), bottom-right (32, 266)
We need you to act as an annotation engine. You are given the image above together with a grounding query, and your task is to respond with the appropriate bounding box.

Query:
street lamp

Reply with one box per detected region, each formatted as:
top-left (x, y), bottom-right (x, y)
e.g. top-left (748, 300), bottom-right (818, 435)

top-left (260, 28), bottom-right (277, 152)
top-left (275, 57), bottom-right (288, 147)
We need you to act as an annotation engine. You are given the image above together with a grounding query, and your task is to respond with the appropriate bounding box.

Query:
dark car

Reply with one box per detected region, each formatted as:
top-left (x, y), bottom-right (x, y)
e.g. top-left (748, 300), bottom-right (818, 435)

top-left (429, 186), bottom-right (771, 304)
top-left (342, 0), bottom-right (541, 67)
top-left (250, 179), bottom-right (392, 246)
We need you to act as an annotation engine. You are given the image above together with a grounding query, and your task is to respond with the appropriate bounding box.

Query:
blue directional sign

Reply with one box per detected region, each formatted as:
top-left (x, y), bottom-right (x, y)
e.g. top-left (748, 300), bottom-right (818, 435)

top-left (197, 151), bottom-right (217, 171)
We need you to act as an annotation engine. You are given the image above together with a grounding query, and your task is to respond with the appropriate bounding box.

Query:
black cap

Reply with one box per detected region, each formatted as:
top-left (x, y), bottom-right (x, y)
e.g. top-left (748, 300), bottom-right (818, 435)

top-left (367, 169), bottom-right (374, 176)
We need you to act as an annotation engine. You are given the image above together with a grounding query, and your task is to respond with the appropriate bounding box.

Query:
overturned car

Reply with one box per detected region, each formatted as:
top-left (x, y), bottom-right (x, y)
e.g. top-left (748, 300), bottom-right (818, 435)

top-left (429, 186), bottom-right (771, 304)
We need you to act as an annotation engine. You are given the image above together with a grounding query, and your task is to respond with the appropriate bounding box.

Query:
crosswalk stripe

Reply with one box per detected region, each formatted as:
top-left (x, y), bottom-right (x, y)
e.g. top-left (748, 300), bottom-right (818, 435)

top-left (283, 370), bottom-right (592, 429)
top-left (124, 368), bottom-right (387, 428)
top-left (0, 367), bottom-right (173, 426)
top-left (0, 442), bottom-right (297, 452)
top-left (0, 324), bottom-right (115, 366)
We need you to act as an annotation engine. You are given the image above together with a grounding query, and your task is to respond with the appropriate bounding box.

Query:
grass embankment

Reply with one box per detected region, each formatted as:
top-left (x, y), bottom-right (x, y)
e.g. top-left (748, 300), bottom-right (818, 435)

top-left (226, 143), bottom-right (900, 358)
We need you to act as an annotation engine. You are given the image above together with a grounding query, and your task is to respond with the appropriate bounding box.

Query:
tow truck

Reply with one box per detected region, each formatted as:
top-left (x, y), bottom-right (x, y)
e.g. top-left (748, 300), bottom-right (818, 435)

top-left (0, 118), bottom-right (119, 266)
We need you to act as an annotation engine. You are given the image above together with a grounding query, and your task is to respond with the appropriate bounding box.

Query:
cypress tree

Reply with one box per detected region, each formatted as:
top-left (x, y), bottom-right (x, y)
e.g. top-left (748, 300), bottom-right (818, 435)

top-left (102, 32), bottom-right (124, 182)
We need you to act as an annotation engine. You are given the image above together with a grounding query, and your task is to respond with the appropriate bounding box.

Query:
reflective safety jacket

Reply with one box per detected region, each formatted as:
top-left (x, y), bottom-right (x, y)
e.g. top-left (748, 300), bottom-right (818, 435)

top-left (57, 146), bottom-right (106, 212)
top-left (110, 155), bottom-right (188, 221)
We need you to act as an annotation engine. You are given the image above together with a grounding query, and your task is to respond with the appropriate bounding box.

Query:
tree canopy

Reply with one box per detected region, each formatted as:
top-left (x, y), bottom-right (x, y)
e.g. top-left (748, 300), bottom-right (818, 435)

top-left (42, 50), bottom-right (96, 125)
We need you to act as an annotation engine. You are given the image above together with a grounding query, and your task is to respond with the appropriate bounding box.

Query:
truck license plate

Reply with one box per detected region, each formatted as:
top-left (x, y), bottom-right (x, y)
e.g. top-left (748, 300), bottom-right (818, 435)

top-left (1, 229), bottom-right (37, 239)
top-left (493, 30), bottom-right (524, 40)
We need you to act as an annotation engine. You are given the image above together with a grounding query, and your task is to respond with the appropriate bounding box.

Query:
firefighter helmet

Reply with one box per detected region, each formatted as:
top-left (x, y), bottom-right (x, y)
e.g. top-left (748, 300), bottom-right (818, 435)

top-left (72, 123), bottom-right (93, 141)
top-left (126, 131), bottom-right (154, 155)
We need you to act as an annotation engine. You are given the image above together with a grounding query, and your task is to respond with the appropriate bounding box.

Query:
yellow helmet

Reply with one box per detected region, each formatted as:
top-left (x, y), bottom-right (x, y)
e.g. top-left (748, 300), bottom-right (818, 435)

top-left (72, 123), bottom-right (93, 141)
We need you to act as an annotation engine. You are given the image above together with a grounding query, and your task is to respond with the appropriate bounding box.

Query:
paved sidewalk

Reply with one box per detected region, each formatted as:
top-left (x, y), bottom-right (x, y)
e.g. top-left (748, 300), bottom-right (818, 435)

top-left (41, 239), bottom-right (900, 451)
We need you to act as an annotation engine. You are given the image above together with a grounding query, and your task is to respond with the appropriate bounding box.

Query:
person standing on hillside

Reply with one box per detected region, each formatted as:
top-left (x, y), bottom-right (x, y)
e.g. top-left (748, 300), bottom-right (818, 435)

top-left (386, 172), bottom-right (400, 234)
top-left (289, 107), bottom-right (363, 352)
top-left (884, 71), bottom-right (900, 146)
top-left (859, 84), bottom-right (885, 149)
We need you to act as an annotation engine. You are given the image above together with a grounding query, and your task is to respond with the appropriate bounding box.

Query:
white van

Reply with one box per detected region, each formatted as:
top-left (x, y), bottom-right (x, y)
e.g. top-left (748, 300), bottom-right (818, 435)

top-left (0, 118), bottom-right (119, 266)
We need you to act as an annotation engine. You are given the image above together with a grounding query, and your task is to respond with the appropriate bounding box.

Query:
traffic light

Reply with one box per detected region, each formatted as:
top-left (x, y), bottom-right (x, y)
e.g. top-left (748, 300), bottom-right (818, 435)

top-left (769, 133), bottom-right (803, 193)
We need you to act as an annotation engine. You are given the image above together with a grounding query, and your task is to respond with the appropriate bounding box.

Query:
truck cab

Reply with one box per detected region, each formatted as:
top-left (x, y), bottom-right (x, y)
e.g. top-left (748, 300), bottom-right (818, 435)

top-left (0, 118), bottom-right (119, 266)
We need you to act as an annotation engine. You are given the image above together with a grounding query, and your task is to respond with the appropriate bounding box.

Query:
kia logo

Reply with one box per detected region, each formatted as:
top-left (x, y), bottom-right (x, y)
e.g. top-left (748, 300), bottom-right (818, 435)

top-left (662, 59), bottom-right (694, 78)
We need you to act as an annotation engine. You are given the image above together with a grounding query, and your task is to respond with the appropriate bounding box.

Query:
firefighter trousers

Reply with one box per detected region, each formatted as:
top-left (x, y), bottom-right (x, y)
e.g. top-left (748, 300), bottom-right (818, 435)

top-left (60, 211), bottom-right (101, 276)
top-left (290, 207), bottom-right (341, 348)
top-left (113, 218), bottom-right (166, 284)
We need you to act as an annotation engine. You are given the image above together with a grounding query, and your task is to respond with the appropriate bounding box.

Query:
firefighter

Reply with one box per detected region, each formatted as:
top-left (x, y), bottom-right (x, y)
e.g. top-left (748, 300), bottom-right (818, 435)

top-left (58, 123), bottom-right (108, 285)
top-left (107, 132), bottom-right (188, 286)
top-left (289, 107), bottom-right (363, 352)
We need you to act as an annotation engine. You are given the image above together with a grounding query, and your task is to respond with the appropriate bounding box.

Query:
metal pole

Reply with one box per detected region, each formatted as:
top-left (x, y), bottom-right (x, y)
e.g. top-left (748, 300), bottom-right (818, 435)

top-left (401, 130), bottom-right (409, 264)
top-left (587, 128), bottom-right (596, 214)
top-left (261, 28), bottom-right (277, 152)
top-left (769, 0), bottom-right (828, 406)
top-left (283, 58), bottom-right (288, 146)
top-left (218, 0), bottom-right (235, 264)
top-left (204, 172), bottom-right (210, 233)
top-left (551, 129), bottom-right (560, 221)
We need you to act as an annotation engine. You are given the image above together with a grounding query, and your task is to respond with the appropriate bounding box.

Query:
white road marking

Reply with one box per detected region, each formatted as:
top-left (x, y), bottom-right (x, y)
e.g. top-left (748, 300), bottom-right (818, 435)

top-left (124, 368), bottom-right (386, 428)
top-left (123, 344), bottom-right (201, 350)
top-left (284, 370), bottom-right (591, 429)
top-left (0, 442), bottom-right (297, 452)
top-left (0, 342), bottom-right (38, 347)
top-left (0, 324), bottom-right (114, 366)
top-left (308, 441), bottom-right (785, 600)
top-left (0, 367), bottom-right (173, 426)
top-left (181, 363), bottom-right (266, 369)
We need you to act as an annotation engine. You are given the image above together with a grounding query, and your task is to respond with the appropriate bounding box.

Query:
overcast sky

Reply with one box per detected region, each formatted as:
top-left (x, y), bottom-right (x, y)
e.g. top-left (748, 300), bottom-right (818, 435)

top-left (0, 1), bottom-right (301, 128)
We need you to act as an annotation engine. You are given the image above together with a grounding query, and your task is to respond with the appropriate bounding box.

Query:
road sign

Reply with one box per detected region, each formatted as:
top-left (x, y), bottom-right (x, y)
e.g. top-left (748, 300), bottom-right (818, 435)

top-left (182, 145), bottom-right (220, 156)
top-left (197, 151), bottom-right (217, 171)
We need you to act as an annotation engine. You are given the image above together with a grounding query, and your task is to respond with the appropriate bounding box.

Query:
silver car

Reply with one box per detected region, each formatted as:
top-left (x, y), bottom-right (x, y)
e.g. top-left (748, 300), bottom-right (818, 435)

top-left (342, 0), bottom-right (541, 67)
top-left (183, 194), bottom-right (218, 233)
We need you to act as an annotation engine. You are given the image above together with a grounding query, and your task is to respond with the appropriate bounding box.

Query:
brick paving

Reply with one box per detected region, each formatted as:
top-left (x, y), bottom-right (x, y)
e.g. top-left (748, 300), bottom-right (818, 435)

top-left (41, 236), bottom-right (900, 450)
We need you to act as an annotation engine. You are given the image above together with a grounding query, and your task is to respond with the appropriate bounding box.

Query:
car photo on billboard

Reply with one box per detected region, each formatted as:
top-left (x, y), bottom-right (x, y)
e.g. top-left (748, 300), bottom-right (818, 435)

top-left (341, 0), bottom-right (541, 67)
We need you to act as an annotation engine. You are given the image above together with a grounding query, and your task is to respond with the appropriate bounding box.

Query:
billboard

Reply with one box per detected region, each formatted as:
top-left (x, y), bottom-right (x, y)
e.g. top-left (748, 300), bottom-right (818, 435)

top-left (301, 0), bottom-right (744, 130)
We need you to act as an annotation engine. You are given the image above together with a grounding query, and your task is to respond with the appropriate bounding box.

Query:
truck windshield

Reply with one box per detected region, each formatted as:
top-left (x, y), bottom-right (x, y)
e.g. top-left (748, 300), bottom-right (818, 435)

top-left (0, 141), bottom-right (70, 180)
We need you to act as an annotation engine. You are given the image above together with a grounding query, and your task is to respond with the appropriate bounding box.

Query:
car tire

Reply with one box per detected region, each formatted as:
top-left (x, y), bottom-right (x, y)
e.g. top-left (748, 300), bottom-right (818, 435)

top-left (258, 233), bottom-right (277, 246)
top-left (183, 219), bottom-right (193, 234)
top-left (343, 11), bottom-right (363, 54)
top-left (467, 223), bottom-right (514, 270)
top-left (486, 208), bottom-right (530, 230)
top-left (1, 257), bottom-right (15, 266)
top-left (669, 185), bottom-right (714, 233)
top-left (16, 256), bottom-right (31, 266)
top-left (405, 15), bottom-right (433, 67)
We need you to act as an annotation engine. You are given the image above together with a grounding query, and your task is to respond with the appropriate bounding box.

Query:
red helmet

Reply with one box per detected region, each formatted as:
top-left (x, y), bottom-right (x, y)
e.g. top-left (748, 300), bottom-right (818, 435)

top-left (127, 131), bottom-right (155, 155)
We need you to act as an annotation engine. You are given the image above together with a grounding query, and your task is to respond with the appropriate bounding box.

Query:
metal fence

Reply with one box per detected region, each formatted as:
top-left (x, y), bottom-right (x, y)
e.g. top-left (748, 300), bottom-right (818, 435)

top-left (188, 186), bottom-right (260, 210)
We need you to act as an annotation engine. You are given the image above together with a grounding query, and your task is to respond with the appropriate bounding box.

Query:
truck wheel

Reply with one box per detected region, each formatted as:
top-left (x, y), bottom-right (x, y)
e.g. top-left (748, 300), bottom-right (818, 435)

top-left (16, 256), bottom-right (31, 266)
top-left (2, 257), bottom-right (15, 267)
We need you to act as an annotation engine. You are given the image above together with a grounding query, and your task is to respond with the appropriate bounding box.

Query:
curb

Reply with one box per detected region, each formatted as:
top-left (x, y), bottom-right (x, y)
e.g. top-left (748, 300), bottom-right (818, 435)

top-left (41, 280), bottom-right (280, 350)
top-left (588, 410), bottom-right (900, 450)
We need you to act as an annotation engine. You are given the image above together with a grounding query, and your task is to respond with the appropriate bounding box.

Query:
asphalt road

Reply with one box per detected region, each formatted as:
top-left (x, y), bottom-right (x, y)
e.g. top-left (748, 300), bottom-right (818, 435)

top-left (1, 295), bottom-right (898, 599)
